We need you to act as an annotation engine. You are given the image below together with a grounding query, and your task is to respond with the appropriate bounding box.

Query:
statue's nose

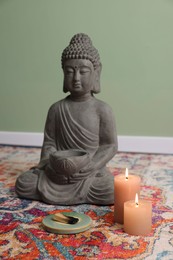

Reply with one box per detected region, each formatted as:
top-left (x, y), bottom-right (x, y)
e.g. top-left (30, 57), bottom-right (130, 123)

top-left (73, 70), bottom-right (80, 81)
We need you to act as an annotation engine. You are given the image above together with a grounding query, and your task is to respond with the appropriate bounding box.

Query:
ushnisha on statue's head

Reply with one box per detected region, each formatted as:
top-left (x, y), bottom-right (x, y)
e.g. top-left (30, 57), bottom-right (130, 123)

top-left (61, 33), bottom-right (102, 95)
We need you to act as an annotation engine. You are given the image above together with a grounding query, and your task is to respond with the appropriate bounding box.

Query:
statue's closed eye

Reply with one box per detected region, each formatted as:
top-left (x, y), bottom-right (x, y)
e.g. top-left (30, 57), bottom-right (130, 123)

top-left (80, 69), bottom-right (90, 75)
top-left (65, 69), bottom-right (74, 75)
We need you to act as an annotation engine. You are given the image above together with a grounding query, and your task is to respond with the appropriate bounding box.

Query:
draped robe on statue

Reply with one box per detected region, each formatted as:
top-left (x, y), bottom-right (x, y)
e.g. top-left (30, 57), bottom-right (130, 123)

top-left (15, 96), bottom-right (117, 205)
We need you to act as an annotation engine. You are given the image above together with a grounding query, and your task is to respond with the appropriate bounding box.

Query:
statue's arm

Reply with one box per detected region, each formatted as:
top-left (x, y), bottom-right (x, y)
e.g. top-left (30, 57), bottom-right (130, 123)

top-left (37, 104), bottom-right (57, 169)
top-left (81, 104), bottom-right (118, 173)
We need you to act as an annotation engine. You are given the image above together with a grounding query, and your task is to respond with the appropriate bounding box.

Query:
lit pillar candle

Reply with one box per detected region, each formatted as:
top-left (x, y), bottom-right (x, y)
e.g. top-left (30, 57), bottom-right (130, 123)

top-left (124, 194), bottom-right (152, 235)
top-left (114, 168), bottom-right (141, 224)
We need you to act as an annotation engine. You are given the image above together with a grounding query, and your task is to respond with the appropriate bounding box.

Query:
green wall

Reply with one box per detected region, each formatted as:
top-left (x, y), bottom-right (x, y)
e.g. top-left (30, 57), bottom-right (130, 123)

top-left (0, 0), bottom-right (173, 137)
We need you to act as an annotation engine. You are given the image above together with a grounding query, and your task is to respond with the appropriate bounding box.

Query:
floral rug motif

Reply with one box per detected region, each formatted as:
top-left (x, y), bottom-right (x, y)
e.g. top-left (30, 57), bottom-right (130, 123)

top-left (0, 145), bottom-right (173, 260)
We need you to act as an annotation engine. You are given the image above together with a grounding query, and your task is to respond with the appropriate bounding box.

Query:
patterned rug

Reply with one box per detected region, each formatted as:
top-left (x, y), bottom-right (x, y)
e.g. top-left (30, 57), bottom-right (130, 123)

top-left (0, 145), bottom-right (173, 260)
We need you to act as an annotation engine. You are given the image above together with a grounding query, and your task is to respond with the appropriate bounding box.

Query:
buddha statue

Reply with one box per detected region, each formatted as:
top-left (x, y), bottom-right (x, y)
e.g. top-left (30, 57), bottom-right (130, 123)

top-left (15, 33), bottom-right (118, 205)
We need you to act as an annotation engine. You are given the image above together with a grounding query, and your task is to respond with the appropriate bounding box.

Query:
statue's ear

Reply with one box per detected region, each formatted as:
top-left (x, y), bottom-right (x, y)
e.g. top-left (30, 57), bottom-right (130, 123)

top-left (63, 67), bottom-right (69, 93)
top-left (92, 63), bottom-right (102, 94)
top-left (63, 79), bottom-right (69, 93)
top-left (96, 63), bottom-right (102, 77)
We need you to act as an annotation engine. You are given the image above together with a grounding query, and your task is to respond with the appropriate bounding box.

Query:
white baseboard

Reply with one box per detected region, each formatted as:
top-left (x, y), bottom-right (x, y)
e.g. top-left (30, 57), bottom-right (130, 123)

top-left (0, 131), bottom-right (43, 147)
top-left (118, 136), bottom-right (173, 154)
top-left (0, 131), bottom-right (173, 154)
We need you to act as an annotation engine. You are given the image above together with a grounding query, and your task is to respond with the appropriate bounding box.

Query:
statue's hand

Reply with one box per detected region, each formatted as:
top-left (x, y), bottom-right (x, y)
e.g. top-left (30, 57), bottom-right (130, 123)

top-left (78, 144), bottom-right (117, 176)
top-left (79, 161), bottom-right (96, 173)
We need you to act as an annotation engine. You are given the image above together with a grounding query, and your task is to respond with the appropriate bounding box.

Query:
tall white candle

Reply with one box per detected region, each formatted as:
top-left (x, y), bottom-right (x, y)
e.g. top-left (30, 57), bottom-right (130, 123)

top-left (114, 168), bottom-right (141, 224)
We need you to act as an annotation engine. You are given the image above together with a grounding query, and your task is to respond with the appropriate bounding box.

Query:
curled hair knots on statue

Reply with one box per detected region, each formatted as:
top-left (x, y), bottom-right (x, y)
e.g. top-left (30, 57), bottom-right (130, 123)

top-left (61, 33), bottom-right (101, 70)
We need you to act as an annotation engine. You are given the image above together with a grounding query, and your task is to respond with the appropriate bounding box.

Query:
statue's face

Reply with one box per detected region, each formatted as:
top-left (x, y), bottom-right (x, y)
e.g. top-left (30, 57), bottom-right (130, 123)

top-left (63, 59), bottom-right (95, 96)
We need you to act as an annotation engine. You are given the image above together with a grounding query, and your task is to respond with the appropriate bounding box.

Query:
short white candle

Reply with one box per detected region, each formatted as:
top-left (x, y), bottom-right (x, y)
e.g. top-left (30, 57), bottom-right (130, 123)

top-left (124, 194), bottom-right (152, 236)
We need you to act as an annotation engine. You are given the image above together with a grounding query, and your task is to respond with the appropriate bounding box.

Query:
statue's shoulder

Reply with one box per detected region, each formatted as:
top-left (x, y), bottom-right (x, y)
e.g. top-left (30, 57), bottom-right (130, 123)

top-left (48, 98), bottom-right (65, 112)
top-left (94, 98), bottom-right (113, 115)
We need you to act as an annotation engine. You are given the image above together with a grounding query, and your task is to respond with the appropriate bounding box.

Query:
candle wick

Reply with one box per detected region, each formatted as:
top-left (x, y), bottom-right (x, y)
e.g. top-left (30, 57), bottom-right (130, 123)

top-left (136, 202), bottom-right (139, 207)
top-left (125, 176), bottom-right (128, 180)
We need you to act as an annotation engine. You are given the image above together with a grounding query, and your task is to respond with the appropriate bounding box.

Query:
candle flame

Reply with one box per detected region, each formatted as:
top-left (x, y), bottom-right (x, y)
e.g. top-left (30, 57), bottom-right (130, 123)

top-left (125, 168), bottom-right (128, 180)
top-left (135, 193), bottom-right (139, 207)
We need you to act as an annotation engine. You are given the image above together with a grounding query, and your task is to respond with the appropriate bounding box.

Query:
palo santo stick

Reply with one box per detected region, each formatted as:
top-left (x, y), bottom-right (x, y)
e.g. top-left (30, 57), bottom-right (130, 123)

top-left (53, 213), bottom-right (79, 224)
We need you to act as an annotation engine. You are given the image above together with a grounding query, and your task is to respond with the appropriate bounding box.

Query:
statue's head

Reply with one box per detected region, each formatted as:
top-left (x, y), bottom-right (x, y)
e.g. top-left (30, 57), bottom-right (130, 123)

top-left (61, 33), bottom-right (102, 94)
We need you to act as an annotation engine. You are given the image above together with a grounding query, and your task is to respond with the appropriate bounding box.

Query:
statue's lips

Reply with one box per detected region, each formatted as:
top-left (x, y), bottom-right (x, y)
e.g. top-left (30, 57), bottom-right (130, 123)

top-left (73, 84), bottom-right (81, 88)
